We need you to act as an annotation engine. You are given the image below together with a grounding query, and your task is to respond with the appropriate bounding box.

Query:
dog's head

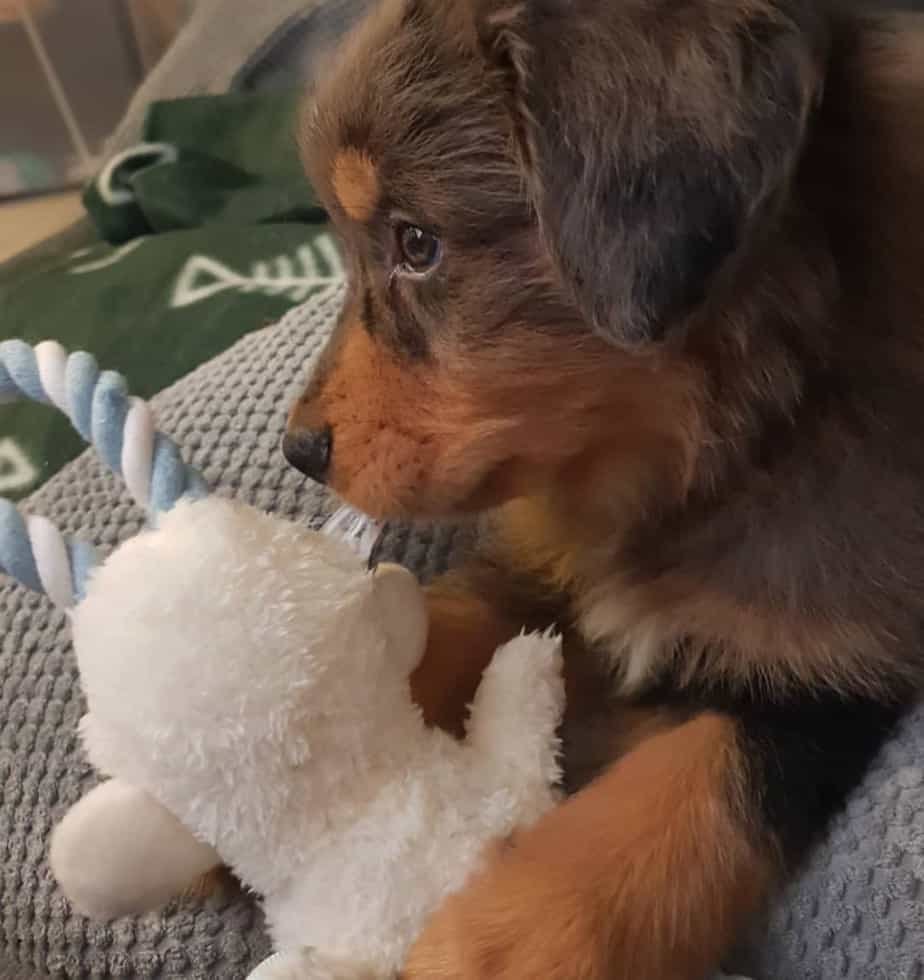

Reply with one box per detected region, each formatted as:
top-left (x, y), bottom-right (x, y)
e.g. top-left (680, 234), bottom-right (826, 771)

top-left (286, 0), bottom-right (828, 519)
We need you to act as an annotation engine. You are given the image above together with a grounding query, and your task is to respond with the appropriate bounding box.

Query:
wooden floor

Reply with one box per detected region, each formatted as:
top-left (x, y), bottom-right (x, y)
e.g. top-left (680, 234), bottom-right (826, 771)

top-left (0, 191), bottom-right (83, 264)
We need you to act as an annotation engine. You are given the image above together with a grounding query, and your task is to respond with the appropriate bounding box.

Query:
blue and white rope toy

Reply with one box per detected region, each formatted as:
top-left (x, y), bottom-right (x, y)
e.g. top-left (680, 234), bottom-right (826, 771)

top-left (0, 339), bottom-right (208, 610)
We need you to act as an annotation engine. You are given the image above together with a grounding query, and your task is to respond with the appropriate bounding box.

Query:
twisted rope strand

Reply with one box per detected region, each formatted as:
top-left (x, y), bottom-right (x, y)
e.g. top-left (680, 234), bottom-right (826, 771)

top-left (0, 340), bottom-right (208, 608)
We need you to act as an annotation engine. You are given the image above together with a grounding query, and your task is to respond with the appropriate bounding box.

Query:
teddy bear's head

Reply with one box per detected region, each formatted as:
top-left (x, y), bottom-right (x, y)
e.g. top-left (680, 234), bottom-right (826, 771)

top-left (71, 498), bottom-right (429, 858)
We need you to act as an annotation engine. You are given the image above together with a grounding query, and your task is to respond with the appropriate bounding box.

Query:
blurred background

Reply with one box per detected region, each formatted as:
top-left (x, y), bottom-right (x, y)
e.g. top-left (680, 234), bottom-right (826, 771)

top-left (0, 0), bottom-right (188, 193)
top-left (4, 0), bottom-right (924, 263)
top-left (0, 0), bottom-right (363, 503)
top-left (0, 0), bottom-right (189, 257)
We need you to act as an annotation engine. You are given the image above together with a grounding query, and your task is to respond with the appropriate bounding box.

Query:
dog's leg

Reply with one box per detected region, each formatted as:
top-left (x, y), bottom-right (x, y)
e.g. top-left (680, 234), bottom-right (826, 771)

top-left (410, 572), bottom-right (529, 736)
top-left (401, 711), bottom-right (773, 980)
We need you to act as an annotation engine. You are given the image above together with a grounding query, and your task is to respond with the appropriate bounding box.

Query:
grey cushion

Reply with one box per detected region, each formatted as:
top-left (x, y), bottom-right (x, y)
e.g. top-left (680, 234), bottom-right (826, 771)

top-left (738, 699), bottom-right (924, 980)
top-left (0, 288), bottom-right (460, 979)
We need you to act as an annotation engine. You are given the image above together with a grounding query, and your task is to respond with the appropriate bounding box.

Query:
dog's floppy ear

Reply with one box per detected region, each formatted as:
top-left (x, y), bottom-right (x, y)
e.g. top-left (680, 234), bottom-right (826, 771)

top-left (466, 0), bottom-right (829, 344)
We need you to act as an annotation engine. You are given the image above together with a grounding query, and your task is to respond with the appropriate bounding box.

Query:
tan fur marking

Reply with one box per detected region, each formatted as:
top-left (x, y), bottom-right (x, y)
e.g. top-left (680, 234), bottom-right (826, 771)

top-left (331, 148), bottom-right (380, 221)
top-left (403, 713), bottom-right (773, 980)
top-left (410, 576), bottom-right (522, 736)
top-left (289, 321), bottom-right (485, 516)
top-left (290, 280), bottom-right (705, 517)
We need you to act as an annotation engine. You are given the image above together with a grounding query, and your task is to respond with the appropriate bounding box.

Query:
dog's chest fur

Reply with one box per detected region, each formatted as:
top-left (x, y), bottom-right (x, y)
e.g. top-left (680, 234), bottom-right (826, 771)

top-left (577, 586), bottom-right (671, 693)
top-left (493, 497), bottom-right (672, 695)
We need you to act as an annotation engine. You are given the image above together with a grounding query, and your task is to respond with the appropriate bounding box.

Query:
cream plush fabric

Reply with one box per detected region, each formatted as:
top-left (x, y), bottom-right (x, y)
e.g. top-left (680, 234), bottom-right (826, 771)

top-left (53, 496), bottom-right (565, 980)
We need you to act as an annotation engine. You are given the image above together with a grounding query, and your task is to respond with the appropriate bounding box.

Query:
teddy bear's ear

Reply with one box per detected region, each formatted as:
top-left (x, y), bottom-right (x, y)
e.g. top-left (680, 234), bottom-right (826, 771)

top-left (371, 563), bottom-right (429, 676)
top-left (50, 779), bottom-right (221, 919)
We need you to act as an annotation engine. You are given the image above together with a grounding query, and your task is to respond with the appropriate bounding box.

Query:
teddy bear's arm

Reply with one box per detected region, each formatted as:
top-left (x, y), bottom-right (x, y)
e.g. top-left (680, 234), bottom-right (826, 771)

top-left (464, 631), bottom-right (565, 801)
top-left (50, 779), bottom-right (221, 919)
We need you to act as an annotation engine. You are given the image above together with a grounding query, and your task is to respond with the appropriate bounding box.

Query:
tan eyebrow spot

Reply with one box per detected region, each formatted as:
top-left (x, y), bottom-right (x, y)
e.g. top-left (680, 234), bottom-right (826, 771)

top-left (331, 148), bottom-right (379, 221)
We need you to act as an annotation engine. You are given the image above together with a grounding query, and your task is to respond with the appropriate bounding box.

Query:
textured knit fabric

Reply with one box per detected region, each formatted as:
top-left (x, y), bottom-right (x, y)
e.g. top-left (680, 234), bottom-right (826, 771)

top-left (3, 285), bottom-right (924, 978)
top-left (0, 287), bottom-right (460, 979)
top-left (737, 698), bottom-right (924, 980)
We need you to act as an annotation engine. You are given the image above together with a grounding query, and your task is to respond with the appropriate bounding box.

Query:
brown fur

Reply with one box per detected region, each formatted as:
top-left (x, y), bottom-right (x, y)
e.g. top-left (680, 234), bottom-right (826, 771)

top-left (289, 304), bottom-right (704, 518)
top-left (180, 865), bottom-right (240, 903)
top-left (285, 1), bottom-right (924, 976)
top-left (403, 713), bottom-right (772, 980)
top-left (410, 576), bottom-right (522, 735)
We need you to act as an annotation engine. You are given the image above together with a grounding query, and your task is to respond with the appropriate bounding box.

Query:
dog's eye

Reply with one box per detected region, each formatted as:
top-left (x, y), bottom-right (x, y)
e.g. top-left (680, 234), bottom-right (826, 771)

top-left (396, 223), bottom-right (441, 276)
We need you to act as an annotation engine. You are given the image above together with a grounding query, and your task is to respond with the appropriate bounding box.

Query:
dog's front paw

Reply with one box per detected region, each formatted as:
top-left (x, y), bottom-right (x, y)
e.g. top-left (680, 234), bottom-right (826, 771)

top-left (248, 949), bottom-right (384, 980)
top-left (401, 848), bottom-right (607, 980)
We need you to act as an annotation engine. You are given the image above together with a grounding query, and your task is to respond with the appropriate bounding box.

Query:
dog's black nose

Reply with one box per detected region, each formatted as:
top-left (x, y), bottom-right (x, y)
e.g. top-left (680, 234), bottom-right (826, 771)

top-left (282, 427), bottom-right (332, 483)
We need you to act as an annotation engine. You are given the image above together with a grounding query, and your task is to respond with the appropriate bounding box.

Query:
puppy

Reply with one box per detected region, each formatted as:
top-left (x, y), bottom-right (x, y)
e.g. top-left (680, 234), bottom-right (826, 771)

top-left (285, 2), bottom-right (924, 977)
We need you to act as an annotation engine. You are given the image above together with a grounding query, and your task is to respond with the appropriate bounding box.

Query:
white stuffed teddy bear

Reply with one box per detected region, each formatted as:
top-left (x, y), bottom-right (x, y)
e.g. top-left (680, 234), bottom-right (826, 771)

top-left (49, 497), bottom-right (565, 980)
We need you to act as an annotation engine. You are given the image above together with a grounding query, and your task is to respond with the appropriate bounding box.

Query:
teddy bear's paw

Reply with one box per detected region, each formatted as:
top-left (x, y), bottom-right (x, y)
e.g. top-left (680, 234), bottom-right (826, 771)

top-left (247, 948), bottom-right (387, 980)
top-left (466, 629), bottom-right (565, 769)
top-left (481, 631), bottom-right (564, 714)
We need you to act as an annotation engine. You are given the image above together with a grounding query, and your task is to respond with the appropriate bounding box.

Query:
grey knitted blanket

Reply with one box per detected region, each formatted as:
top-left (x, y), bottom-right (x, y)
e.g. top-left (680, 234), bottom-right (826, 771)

top-left (2, 287), bottom-right (924, 978)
